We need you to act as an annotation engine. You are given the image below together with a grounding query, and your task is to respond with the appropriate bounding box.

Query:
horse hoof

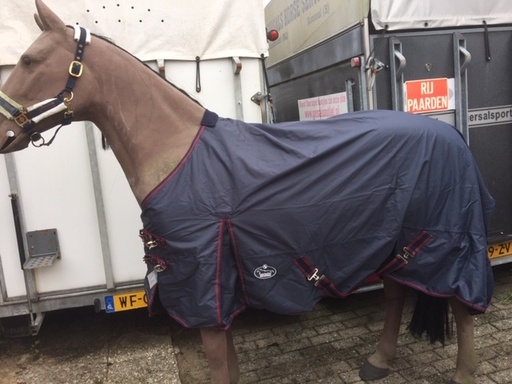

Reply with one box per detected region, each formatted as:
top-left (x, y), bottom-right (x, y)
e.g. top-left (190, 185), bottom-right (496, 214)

top-left (358, 359), bottom-right (390, 381)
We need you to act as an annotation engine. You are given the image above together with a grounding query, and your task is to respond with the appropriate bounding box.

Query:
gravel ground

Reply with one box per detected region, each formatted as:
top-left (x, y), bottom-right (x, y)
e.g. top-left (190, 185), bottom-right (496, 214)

top-left (1, 263), bottom-right (511, 383)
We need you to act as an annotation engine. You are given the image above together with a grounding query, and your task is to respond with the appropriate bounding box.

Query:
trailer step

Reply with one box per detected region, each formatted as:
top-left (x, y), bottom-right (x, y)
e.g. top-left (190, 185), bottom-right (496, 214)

top-left (23, 229), bottom-right (60, 270)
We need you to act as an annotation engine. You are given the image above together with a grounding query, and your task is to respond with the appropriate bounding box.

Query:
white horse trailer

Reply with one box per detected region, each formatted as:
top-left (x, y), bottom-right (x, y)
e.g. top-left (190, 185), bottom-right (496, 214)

top-left (0, 0), bottom-right (270, 336)
top-left (265, 0), bottom-right (512, 266)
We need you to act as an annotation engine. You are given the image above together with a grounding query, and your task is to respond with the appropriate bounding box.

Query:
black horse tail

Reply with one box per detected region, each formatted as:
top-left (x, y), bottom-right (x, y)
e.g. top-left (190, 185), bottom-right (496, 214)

top-left (407, 292), bottom-right (452, 345)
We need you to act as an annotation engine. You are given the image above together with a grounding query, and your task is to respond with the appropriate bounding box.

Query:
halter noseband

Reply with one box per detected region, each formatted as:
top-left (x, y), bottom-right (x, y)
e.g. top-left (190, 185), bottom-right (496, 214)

top-left (0, 25), bottom-right (91, 151)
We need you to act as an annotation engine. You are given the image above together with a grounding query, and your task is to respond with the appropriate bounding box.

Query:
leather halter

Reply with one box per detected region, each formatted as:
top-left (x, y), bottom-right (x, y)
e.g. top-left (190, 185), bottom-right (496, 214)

top-left (0, 25), bottom-right (91, 151)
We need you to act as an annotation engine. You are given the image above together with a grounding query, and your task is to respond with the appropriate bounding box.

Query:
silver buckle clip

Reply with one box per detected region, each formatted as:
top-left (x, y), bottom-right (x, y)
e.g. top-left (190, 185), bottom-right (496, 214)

top-left (402, 247), bottom-right (413, 260)
top-left (308, 268), bottom-right (324, 286)
top-left (146, 240), bottom-right (158, 249)
top-left (397, 248), bottom-right (414, 264)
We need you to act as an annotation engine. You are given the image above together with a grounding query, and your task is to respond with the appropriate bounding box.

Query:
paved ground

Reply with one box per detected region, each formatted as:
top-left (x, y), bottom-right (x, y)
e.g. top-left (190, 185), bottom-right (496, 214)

top-left (0, 263), bottom-right (511, 384)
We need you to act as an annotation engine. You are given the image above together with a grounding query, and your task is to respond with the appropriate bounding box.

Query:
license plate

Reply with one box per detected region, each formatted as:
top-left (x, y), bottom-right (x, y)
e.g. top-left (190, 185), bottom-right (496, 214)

top-left (105, 291), bottom-right (148, 313)
top-left (488, 241), bottom-right (512, 259)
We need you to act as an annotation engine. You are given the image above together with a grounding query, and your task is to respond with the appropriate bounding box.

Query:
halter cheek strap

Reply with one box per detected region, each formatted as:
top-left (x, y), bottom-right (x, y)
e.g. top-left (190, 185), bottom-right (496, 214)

top-left (0, 25), bottom-right (91, 150)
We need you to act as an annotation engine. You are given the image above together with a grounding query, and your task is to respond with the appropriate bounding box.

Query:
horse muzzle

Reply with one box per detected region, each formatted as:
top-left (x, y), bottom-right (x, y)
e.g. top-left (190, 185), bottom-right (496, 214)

top-left (0, 26), bottom-right (91, 152)
top-left (0, 90), bottom-right (69, 151)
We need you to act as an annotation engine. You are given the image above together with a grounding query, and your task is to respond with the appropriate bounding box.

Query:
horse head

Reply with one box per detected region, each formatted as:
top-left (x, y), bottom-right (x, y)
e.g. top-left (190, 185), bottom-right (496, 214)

top-left (1, 0), bottom-right (209, 202)
top-left (0, 0), bottom-right (94, 153)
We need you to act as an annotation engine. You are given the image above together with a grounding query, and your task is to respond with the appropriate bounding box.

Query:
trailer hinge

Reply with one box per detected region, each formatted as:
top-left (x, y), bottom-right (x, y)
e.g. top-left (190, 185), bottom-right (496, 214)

top-left (251, 92), bottom-right (271, 106)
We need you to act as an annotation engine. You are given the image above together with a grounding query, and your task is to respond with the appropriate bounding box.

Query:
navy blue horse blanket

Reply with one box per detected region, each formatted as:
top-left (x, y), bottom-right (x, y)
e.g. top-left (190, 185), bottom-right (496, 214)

top-left (140, 109), bottom-right (494, 329)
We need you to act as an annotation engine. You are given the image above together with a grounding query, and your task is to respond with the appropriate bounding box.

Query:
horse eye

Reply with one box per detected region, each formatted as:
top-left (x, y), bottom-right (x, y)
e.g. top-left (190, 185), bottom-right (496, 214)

top-left (21, 55), bottom-right (32, 66)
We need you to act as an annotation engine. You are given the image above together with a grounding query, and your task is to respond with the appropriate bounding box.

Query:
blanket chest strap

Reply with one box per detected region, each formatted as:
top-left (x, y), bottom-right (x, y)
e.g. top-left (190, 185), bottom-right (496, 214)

top-left (139, 229), bottom-right (167, 249)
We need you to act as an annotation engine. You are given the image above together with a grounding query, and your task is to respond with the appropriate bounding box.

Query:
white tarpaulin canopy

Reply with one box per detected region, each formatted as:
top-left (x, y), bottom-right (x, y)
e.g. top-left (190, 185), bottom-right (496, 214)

top-left (0, 0), bottom-right (268, 66)
top-left (371, 0), bottom-right (512, 31)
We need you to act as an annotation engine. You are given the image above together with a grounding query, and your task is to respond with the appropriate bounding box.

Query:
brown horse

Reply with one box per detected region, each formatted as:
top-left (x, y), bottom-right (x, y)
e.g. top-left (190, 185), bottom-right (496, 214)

top-left (0, 1), bottom-right (494, 383)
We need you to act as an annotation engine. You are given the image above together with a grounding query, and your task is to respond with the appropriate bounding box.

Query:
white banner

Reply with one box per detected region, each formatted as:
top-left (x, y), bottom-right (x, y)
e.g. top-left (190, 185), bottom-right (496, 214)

top-left (298, 92), bottom-right (348, 121)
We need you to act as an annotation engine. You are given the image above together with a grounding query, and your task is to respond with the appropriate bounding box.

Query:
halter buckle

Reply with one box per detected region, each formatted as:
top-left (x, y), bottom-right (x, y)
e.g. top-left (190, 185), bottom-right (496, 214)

top-left (14, 112), bottom-right (30, 127)
top-left (64, 109), bottom-right (74, 122)
top-left (63, 92), bottom-right (74, 105)
top-left (69, 61), bottom-right (83, 77)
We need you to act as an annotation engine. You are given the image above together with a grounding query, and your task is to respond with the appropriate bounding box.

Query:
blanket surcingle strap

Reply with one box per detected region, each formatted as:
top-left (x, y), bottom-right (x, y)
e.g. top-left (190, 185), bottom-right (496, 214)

top-left (377, 231), bottom-right (433, 276)
top-left (397, 231), bottom-right (433, 263)
top-left (140, 109), bottom-right (495, 329)
top-left (294, 231), bottom-right (433, 297)
top-left (294, 256), bottom-right (346, 298)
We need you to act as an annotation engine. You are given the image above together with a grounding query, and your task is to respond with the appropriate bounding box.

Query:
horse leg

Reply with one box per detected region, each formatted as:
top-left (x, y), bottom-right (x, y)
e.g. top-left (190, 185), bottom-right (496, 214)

top-left (200, 328), bottom-right (240, 384)
top-left (360, 276), bottom-right (405, 381)
top-left (449, 298), bottom-right (477, 384)
top-left (225, 329), bottom-right (240, 382)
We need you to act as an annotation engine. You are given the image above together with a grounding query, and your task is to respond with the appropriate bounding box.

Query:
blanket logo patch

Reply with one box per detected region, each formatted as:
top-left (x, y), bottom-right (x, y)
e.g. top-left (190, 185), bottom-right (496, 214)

top-left (254, 264), bottom-right (277, 280)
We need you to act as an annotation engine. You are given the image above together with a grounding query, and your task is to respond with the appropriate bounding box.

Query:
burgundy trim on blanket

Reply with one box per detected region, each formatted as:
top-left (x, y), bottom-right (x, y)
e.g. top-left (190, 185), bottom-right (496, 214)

top-left (221, 306), bottom-right (247, 331)
top-left (388, 275), bottom-right (487, 314)
top-left (215, 220), bottom-right (225, 327)
top-left (226, 219), bottom-right (251, 306)
top-left (167, 312), bottom-right (193, 329)
top-left (212, 219), bottom-right (250, 329)
top-left (141, 125), bottom-right (206, 207)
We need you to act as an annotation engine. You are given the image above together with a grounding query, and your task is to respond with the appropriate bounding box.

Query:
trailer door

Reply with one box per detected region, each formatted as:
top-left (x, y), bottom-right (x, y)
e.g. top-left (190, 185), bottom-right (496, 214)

top-left (371, 26), bottom-right (512, 262)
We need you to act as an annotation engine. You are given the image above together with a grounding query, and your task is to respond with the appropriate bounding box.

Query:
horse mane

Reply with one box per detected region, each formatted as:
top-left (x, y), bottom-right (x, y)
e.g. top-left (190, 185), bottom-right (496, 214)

top-left (79, 28), bottom-right (202, 149)
top-left (88, 29), bottom-right (202, 107)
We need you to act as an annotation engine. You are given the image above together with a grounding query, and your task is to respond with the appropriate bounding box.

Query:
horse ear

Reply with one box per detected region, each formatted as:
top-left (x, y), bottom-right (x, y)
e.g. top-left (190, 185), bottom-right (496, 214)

top-left (34, 0), bottom-right (67, 32)
top-left (34, 14), bottom-right (45, 31)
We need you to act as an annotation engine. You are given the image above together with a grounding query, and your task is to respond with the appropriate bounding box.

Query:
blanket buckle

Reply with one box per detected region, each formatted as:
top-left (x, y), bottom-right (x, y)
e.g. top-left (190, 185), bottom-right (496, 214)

top-left (397, 248), bottom-right (413, 263)
top-left (397, 231), bottom-right (433, 263)
top-left (143, 255), bottom-right (168, 272)
top-left (308, 268), bottom-right (325, 287)
top-left (139, 229), bottom-right (167, 249)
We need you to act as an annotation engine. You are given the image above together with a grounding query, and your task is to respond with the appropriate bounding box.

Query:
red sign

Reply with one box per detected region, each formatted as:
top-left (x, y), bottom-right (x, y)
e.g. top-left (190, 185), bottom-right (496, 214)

top-left (405, 78), bottom-right (449, 113)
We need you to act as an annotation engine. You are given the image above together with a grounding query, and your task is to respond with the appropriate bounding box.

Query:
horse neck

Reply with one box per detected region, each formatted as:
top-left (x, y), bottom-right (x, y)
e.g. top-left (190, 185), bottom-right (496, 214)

top-left (84, 39), bottom-right (205, 205)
